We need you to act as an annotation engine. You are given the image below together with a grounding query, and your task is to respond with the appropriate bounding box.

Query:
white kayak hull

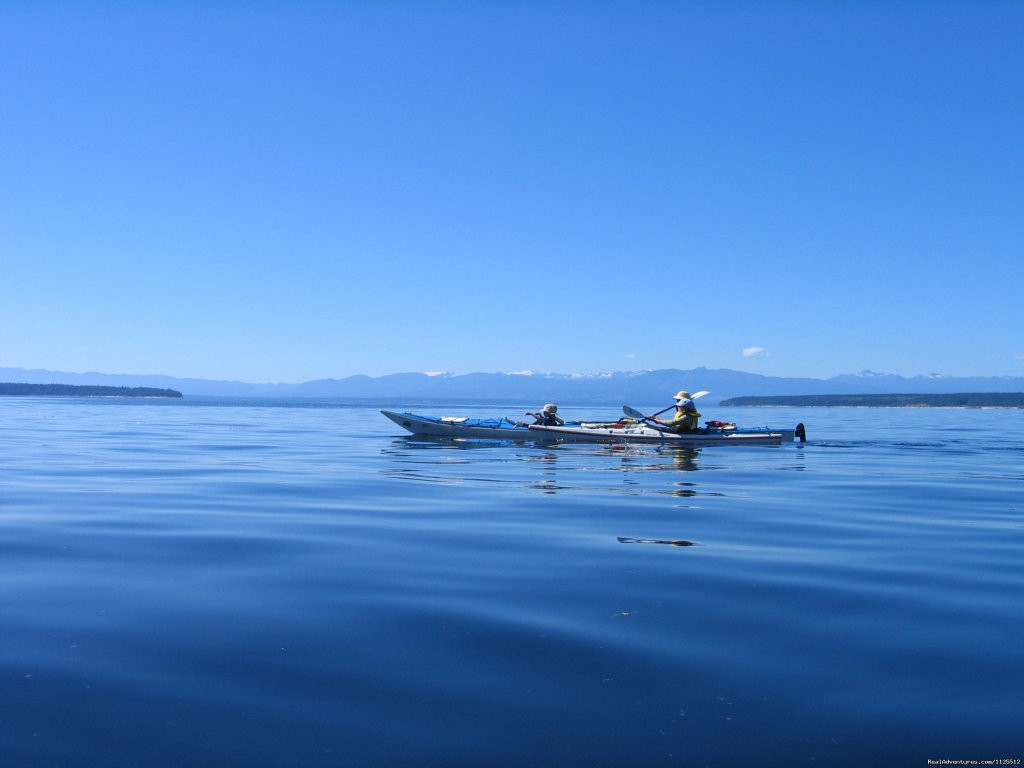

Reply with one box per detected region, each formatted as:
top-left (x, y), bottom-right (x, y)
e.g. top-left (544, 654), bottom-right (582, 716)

top-left (381, 410), bottom-right (548, 439)
top-left (528, 423), bottom-right (795, 445)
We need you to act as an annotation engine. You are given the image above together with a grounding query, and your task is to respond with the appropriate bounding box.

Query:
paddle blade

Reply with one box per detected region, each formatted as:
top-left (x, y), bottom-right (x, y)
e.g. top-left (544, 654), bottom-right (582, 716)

top-left (622, 406), bottom-right (646, 420)
top-left (692, 390), bottom-right (710, 399)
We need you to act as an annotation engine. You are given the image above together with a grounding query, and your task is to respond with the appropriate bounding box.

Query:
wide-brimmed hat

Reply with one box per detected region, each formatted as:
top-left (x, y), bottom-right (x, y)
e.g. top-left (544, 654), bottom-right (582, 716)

top-left (542, 403), bottom-right (558, 413)
top-left (673, 390), bottom-right (692, 401)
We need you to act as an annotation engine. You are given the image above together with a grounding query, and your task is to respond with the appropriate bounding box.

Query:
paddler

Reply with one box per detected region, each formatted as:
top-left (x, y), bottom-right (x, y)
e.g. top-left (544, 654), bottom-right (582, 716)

top-left (651, 390), bottom-right (701, 432)
top-left (525, 403), bottom-right (564, 426)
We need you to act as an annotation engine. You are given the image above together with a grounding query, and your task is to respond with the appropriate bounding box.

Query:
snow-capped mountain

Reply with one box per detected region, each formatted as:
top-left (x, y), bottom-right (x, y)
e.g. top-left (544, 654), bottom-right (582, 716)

top-left (3, 367), bottom-right (1023, 404)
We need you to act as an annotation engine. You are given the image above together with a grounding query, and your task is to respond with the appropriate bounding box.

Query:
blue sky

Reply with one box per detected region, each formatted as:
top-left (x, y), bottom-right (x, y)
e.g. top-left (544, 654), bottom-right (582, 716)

top-left (2, 1), bottom-right (1021, 383)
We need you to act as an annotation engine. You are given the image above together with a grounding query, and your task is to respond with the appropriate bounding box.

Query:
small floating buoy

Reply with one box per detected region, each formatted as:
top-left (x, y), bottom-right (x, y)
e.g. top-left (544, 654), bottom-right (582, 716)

top-left (795, 423), bottom-right (807, 443)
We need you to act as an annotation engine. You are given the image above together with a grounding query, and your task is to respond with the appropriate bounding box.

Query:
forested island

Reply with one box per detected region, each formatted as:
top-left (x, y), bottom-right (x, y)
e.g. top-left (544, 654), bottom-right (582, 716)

top-left (0, 383), bottom-right (182, 398)
top-left (721, 393), bottom-right (1024, 407)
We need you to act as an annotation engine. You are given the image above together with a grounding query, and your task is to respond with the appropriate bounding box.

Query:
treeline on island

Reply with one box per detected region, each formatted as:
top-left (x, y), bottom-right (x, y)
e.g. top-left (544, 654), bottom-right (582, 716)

top-left (721, 393), bottom-right (1024, 407)
top-left (0, 383), bottom-right (183, 398)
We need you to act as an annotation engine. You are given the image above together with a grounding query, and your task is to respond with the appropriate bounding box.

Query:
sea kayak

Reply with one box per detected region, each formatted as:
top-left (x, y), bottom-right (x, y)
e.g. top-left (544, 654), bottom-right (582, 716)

top-left (528, 422), bottom-right (804, 445)
top-left (381, 409), bottom-right (590, 439)
top-left (382, 409), bottom-right (805, 446)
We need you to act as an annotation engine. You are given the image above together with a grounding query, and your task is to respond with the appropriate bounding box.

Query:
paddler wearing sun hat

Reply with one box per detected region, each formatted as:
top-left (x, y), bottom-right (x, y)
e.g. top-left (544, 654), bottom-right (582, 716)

top-left (651, 390), bottom-right (701, 432)
top-left (525, 402), bottom-right (564, 426)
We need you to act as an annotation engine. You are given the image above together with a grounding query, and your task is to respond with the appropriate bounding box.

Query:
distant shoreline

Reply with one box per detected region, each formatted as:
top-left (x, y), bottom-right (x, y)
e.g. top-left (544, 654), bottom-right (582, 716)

top-left (720, 393), bottom-right (1024, 408)
top-left (0, 383), bottom-right (183, 399)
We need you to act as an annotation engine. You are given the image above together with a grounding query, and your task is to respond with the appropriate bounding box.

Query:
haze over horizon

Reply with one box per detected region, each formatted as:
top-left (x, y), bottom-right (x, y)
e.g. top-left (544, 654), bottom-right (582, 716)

top-left (5, 363), bottom-right (1022, 389)
top-left (2, 3), bottom-right (1021, 383)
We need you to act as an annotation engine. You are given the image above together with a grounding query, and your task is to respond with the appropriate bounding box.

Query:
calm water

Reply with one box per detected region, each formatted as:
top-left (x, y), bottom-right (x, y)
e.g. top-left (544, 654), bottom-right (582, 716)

top-left (2, 398), bottom-right (1022, 767)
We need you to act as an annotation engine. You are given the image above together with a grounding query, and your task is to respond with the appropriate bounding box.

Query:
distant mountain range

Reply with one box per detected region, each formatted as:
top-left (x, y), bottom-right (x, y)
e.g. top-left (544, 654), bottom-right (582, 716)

top-left (3, 367), bottom-right (1023, 405)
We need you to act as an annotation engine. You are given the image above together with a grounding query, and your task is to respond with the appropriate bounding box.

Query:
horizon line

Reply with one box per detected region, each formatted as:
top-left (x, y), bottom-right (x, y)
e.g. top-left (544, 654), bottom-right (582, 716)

top-left (4, 365), bottom-right (1023, 386)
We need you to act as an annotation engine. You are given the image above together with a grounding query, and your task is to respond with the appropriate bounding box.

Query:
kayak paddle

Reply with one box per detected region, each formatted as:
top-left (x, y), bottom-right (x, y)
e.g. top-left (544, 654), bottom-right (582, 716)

top-left (623, 405), bottom-right (653, 421)
top-left (622, 391), bottom-right (710, 422)
top-left (621, 406), bottom-right (673, 433)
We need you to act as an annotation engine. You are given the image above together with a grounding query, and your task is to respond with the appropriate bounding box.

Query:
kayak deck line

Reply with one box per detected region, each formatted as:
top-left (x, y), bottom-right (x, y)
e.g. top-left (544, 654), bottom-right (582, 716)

top-left (527, 423), bottom-right (791, 445)
top-left (381, 410), bottom-right (560, 440)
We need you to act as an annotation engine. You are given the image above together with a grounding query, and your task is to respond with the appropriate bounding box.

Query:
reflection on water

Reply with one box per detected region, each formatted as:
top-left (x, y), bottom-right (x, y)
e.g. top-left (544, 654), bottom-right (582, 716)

top-left (525, 451), bottom-right (561, 494)
top-left (617, 536), bottom-right (696, 546)
top-left (381, 437), bottom-right (713, 498)
top-left (387, 434), bottom-right (518, 449)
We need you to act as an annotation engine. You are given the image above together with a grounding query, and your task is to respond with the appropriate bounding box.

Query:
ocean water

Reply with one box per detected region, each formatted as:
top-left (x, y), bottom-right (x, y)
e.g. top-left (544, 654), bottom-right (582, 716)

top-left (1, 397), bottom-right (1022, 768)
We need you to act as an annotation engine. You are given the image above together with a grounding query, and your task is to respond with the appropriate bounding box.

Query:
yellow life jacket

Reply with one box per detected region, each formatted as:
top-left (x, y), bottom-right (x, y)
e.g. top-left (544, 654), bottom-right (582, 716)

top-left (668, 400), bottom-right (701, 431)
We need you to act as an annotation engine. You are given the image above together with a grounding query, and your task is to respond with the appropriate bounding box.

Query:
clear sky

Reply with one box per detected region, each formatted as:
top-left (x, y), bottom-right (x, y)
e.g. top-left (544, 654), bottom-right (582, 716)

top-left (2, 1), bottom-right (1021, 384)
